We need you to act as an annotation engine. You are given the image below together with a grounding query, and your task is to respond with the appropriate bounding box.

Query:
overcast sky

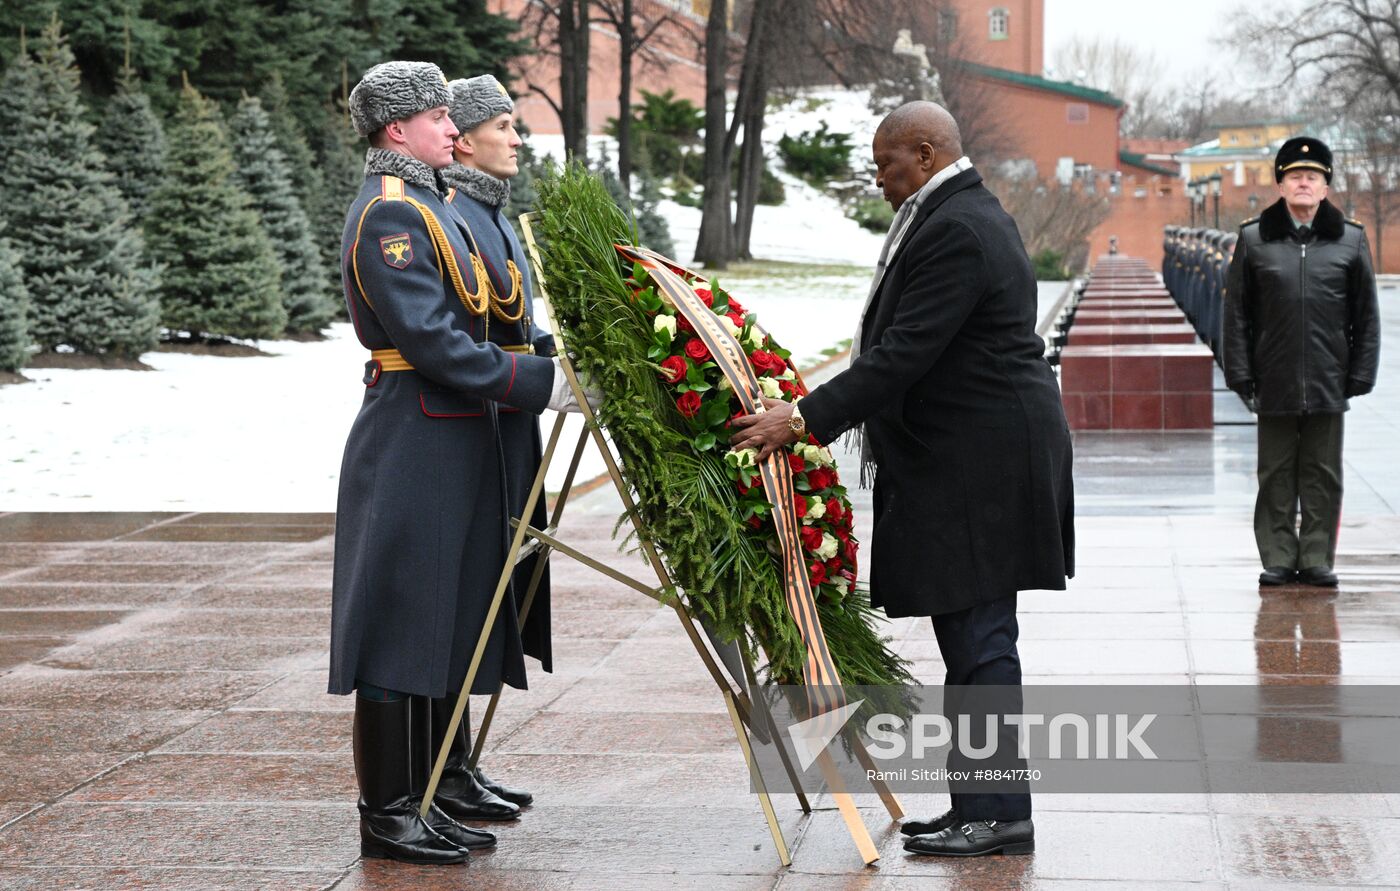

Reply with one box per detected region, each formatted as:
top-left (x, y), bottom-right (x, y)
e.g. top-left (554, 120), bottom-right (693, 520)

top-left (1043, 0), bottom-right (1267, 91)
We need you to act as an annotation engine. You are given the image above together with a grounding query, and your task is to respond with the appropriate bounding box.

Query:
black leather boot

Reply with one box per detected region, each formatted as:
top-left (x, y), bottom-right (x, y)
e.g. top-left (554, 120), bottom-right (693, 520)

top-left (410, 696), bottom-right (497, 850)
top-left (428, 696), bottom-right (520, 822)
top-left (474, 767), bottom-right (533, 807)
top-left (353, 695), bottom-right (469, 864)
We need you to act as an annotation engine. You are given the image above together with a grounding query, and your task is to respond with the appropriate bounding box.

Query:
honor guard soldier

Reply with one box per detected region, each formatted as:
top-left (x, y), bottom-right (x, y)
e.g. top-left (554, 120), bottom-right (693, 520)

top-left (1223, 136), bottom-right (1381, 588)
top-left (402, 72), bottom-right (555, 826)
top-left (328, 60), bottom-right (592, 865)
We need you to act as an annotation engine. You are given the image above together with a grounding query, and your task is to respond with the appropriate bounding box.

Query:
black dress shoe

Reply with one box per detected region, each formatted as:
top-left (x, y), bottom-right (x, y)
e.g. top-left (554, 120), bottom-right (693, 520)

top-left (1297, 566), bottom-right (1339, 587)
top-left (899, 808), bottom-right (958, 837)
top-left (353, 696), bottom-right (469, 865)
top-left (904, 820), bottom-right (1035, 857)
top-left (424, 803), bottom-right (497, 850)
top-left (1259, 566), bottom-right (1295, 586)
top-left (475, 768), bottom-right (533, 807)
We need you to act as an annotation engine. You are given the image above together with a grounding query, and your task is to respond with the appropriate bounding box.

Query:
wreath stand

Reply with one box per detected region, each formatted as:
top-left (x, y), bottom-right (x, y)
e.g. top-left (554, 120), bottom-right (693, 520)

top-left (419, 213), bottom-right (903, 867)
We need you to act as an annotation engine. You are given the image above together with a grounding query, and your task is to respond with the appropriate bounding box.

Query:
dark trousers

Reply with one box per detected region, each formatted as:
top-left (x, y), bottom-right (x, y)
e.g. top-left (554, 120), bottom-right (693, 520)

top-left (1255, 413), bottom-right (1344, 570)
top-left (932, 593), bottom-right (1031, 821)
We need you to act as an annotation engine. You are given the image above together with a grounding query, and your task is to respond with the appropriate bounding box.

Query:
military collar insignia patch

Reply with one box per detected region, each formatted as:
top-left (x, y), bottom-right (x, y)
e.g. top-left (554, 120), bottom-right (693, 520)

top-left (380, 232), bottom-right (413, 268)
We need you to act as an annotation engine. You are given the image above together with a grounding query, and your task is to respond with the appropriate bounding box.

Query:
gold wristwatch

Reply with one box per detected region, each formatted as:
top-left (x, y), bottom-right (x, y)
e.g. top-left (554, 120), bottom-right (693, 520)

top-left (788, 399), bottom-right (806, 438)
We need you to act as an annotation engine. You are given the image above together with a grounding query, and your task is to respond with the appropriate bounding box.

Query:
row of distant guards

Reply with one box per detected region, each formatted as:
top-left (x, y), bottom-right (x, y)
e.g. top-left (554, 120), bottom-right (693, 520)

top-left (1163, 225), bottom-right (1236, 362)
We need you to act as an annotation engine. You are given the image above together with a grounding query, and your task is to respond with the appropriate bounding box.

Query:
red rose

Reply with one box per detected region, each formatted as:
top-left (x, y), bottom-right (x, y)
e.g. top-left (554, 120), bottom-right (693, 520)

top-left (840, 569), bottom-right (856, 586)
top-left (694, 288), bottom-right (714, 307)
top-left (793, 493), bottom-right (808, 520)
top-left (788, 453), bottom-right (805, 474)
top-left (806, 468), bottom-right (834, 492)
top-left (677, 314), bottom-right (695, 333)
top-left (844, 539), bottom-right (859, 562)
top-left (749, 350), bottom-right (776, 374)
top-left (659, 355), bottom-right (688, 385)
top-left (747, 514), bottom-right (763, 529)
top-left (684, 338), bottom-right (711, 362)
top-left (727, 311), bottom-right (744, 329)
top-left (825, 557), bottom-right (843, 572)
top-left (736, 476), bottom-right (752, 495)
top-left (779, 379), bottom-right (798, 397)
top-left (834, 526), bottom-right (850, 544)
top-left (809, 561), bottom-right (827, 586)
top-left (729, 300), bottom-right (747, 317)
top-left (825, 498), bottom-right (843, 522)
top-left (800, 525), bottom-right (823, 552)
top-left (676, 390), bottom-right (702, 418)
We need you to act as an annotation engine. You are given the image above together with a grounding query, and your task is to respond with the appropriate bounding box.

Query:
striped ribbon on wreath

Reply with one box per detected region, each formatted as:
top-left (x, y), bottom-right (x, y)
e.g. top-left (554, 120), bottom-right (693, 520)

top-left (617, 244), bottom-right (846, 719)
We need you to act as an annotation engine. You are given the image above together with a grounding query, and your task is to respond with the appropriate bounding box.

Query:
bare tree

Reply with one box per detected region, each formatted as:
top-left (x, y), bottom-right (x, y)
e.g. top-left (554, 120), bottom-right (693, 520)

top-left (1228, 0), bottom-right (1400, 113)
top-left (1336, 96), bottom-right (1400, 267)
top-left (783, 0), bottom-right (1018, 162)
top-left (693, 0), bottom-right (735, 267)
top-left (1051, 35), bottom-right (1166, 137)
top-left (733, 0), bottom-right (791, 259)
top-left (518, 1), bottom-right (593, 161)
top-left (988, 175), bottom-right (1111, 271)
top-left (594, 0), bottom-right (693, 191)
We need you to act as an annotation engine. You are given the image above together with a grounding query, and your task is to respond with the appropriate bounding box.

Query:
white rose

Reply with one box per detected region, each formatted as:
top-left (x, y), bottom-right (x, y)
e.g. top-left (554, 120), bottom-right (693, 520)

top-left (716, 375), bottom-right (732, 392)
top-left (806, 497), bottom-right (826, 519)
top-left (797, 443), bottom-right (832, 467)
top-left (743, 325), bottom-right (765, 350)
top-left (727, 447), bottom-right (758, 469)
top-left (717, 314), bottom-right (741, 338)
top-left (759, 377), bottom-right (782, 399)
top-left (815, 532), bottom-right (839, 561)
top-left (654, 314), bottom-right (677, 339)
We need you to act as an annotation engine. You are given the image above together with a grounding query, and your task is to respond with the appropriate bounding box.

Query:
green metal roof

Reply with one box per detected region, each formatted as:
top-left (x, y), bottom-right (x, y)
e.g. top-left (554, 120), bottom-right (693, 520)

top-left (961, 63), bottom-right (1125, 108)
top-left (1119, 151), bottom-right (1177, 177)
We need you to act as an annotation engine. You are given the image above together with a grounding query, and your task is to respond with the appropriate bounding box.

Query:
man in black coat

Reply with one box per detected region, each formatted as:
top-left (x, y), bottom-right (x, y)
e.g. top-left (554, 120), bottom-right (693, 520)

top-left (1223, 136), bottom-right (1380, 588)
top-left (731, 102), bottom-right (1073, 857)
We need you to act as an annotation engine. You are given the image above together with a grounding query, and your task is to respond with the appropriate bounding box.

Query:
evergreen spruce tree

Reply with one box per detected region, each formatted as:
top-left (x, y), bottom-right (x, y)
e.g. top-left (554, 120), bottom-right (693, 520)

top-left (0, 233), bottom-right (31, 372)
top-left (0, 18), bottom-right (159, 359)
top-left (309, 107), bottom-right (366, 301)
top-left (0, 43), bottom-right (39, 168)
top-left (147, 79), bottom-right (286, 340)
top-left (99, 67), bottom-right (167, 226)
top-left (230, 95), bottom-right (335, 335)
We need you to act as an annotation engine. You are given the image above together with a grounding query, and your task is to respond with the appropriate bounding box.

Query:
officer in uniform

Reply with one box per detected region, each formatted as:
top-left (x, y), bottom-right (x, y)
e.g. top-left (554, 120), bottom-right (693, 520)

top-left (1223, 136), bottom-right (1380, 588)
top-left (393, 72), bottom-right (557, 827)
top-left (329, 60), bottom-right (591, 864)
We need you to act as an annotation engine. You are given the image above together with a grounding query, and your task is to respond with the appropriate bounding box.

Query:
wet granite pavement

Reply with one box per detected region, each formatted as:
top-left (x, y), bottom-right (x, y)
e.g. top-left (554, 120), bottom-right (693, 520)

top-left (2, 297), bottom-right (1399, 889)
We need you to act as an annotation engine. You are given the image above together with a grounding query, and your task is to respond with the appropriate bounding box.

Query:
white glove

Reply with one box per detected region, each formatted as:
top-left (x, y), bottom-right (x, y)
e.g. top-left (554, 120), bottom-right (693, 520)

top-left (546, 358), bottom-right (603, 414)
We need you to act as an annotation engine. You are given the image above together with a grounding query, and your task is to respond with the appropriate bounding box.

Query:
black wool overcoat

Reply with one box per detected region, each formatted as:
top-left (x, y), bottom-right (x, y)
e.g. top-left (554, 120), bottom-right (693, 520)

top-left (328, 172), bottom-right (556, 699)
top-left (801, 168), bottom-right (1075, 617)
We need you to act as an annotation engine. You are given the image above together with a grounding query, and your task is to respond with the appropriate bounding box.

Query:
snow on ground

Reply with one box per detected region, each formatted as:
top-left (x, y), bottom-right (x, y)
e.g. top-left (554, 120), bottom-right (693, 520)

top-left (529, 87), bottom-right (886, 268)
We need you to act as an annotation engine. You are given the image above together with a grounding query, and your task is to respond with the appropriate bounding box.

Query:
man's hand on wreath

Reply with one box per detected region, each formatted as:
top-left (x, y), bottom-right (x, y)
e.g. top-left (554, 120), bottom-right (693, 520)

top-left (728, 396), bottom-right (798, 461)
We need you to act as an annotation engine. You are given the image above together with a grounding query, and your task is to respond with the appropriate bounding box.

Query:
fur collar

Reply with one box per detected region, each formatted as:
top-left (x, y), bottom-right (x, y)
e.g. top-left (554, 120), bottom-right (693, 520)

top-left (363, 147), bottom-right (443, 196)
top-left (1258, 197), bottom-right (1344, 242)
top-left (440, 163), bottom-right (511, 209)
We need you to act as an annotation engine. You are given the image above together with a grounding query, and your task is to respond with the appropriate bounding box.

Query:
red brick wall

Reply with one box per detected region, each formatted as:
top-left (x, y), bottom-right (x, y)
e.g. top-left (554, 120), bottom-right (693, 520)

top-left (971, 74), bottom-right (1121, 179)
top-left (937, 0), bottom-right (1044, 76)
top-left (490, 0), bottom-right (707, 136)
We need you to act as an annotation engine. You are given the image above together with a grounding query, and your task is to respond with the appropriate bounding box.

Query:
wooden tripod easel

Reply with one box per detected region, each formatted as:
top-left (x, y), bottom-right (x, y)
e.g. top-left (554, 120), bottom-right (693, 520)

top-left (420, 213), bottom-right (903, 866)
